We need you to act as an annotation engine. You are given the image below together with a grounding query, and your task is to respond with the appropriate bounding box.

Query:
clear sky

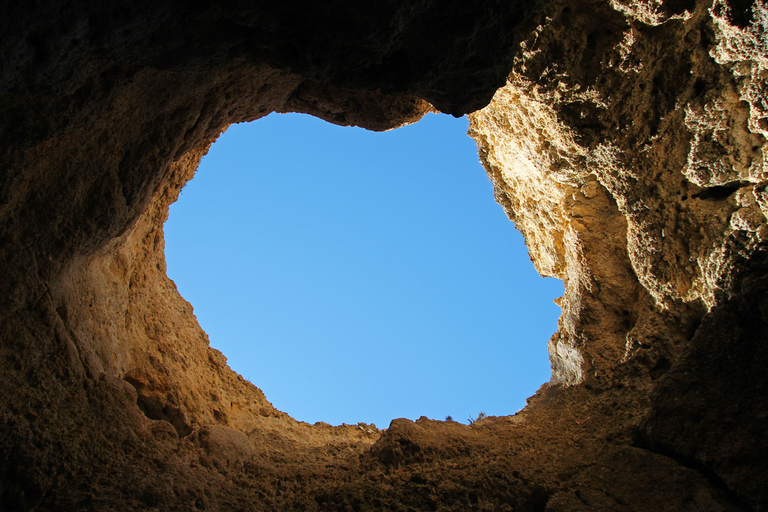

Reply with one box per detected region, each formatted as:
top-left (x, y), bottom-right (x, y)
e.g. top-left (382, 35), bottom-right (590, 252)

top-left (164, 112), bottom-right (563, 428)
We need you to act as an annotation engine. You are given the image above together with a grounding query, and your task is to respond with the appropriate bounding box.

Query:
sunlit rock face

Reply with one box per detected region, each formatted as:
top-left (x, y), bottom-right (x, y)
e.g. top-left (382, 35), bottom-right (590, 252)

top-left (0, 0), bottom-right (766, 510)
top-left (470, 0), bottom-right (768, 385)
top-left (469, 0), bottom-right (768, 506)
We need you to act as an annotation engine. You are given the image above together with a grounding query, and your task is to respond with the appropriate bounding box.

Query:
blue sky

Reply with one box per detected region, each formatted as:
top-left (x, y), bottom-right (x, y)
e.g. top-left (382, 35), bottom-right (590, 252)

top-left (164, 112), bottom-right (562, 428)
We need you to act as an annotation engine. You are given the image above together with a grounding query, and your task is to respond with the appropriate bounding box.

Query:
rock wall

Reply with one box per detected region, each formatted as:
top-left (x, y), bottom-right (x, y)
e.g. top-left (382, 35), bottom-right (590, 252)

top-left (0, 0), bottom-right (766, 510)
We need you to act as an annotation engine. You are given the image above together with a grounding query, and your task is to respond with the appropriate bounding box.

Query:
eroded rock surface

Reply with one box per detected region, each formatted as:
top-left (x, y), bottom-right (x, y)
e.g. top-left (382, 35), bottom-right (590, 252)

top-left (1, 0), bottom-right (766, 510)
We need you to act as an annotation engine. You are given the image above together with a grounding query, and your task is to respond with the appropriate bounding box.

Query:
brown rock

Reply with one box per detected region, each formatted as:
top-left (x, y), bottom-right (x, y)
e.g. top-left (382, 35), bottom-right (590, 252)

top-left (0, 0), bottom-right (766, 510)
top-left (193, 425), bottom-right (254, 468)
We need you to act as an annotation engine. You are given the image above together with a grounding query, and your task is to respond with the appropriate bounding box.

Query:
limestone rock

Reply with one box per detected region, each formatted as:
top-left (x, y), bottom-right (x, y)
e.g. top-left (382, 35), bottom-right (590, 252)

top-left (193, 425), bottom-right (254, 468)
top-left (0, 0), bottom-right (766, 510)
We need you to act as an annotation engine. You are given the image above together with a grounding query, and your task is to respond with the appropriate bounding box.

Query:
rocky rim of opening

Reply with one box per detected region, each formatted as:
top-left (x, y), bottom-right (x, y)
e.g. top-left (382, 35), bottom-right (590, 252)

top-left (1, 0), bottom-right (767, 510)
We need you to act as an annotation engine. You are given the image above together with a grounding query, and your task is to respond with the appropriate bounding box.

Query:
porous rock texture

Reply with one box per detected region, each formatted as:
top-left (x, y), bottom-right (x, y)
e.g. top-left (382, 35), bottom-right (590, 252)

top-left (1, 0), bottom-right (767, 510)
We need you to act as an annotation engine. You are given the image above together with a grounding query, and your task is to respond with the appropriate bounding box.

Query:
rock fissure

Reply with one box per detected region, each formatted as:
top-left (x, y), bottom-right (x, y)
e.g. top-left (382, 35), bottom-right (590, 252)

top-left (632, 436), bottom-right (757, 512)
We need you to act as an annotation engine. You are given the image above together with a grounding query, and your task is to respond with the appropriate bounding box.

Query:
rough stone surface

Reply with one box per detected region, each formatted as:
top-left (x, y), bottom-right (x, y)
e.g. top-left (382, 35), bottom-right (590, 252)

top-left (1, 0), bottom-right (766, 510)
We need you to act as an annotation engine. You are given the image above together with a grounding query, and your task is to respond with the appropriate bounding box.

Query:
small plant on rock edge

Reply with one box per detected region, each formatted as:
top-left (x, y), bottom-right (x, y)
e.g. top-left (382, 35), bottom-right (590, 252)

top-left (467, 411), bottom-right (487, 425)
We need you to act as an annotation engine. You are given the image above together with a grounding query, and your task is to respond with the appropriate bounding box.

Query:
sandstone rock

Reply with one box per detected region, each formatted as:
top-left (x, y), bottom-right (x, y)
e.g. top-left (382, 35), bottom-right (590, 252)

top-left (193, 425), bottom-right (254, 468)
top-left (0, 0), bottom-right (766, 510)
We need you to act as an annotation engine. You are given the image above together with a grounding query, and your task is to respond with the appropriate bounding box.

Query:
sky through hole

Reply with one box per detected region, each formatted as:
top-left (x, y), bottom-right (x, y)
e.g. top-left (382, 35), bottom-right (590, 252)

top-left (164, 112), bottom-right (562, 428)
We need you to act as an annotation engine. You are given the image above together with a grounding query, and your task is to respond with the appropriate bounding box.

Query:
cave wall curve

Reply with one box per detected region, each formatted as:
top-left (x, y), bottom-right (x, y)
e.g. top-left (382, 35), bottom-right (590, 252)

top-left (1, 0), bottom-right (767, 510)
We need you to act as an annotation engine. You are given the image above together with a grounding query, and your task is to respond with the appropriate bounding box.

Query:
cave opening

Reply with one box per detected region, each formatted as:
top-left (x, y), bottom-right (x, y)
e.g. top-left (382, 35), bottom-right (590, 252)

top-left (164, 112), bottom-right (563, 428)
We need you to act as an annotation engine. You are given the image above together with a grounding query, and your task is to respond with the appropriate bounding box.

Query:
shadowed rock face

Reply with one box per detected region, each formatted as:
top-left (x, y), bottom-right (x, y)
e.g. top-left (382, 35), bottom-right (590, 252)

top-left (1, 0), bottom-right (766, 510)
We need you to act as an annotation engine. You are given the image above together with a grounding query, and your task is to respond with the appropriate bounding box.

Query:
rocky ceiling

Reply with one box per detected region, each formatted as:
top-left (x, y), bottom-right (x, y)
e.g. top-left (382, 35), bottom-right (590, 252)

top-left (1, 0), bottom-right (767, 510)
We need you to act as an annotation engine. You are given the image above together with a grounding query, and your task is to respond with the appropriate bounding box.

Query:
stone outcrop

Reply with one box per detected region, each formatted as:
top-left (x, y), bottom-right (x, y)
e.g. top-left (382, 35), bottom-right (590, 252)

top-left (1, 0), bottom-right (766, 510)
